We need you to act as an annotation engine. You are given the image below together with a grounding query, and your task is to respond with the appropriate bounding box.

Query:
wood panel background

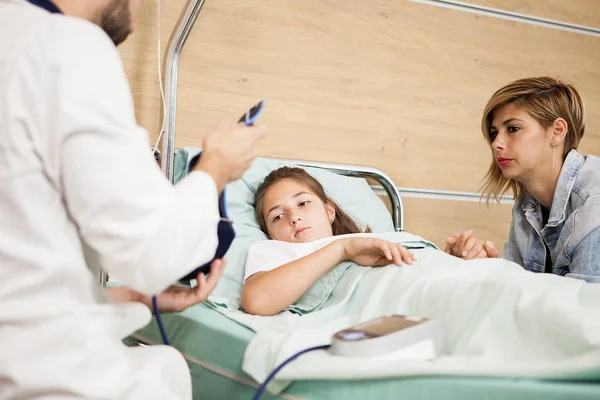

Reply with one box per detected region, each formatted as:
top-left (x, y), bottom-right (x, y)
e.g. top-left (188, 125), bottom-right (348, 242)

top-left (118, 0), bottom-right (600, 250)
top-left (469, 0), bottom-right (600, 28)
top-left (398, 197), bottom-right (512, 249)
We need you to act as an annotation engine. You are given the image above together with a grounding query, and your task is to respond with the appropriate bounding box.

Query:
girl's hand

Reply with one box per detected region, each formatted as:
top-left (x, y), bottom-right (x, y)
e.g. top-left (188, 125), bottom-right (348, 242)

top-left (340, 237), bottom-right (415, 267)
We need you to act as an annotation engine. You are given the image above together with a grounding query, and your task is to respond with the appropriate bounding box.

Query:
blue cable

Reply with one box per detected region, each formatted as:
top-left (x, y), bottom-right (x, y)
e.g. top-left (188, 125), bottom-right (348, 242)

top-left (152, 288), bottom-right (326, 399)
top-left (152, 295), bottom-right (170, 346)
top-left (251, 344), bottom-right (330, 400)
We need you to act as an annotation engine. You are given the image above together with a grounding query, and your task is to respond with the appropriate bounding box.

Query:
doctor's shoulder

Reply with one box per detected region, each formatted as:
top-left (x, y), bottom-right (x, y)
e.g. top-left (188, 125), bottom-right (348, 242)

top-left (40, 15), bottom-right (122, 69)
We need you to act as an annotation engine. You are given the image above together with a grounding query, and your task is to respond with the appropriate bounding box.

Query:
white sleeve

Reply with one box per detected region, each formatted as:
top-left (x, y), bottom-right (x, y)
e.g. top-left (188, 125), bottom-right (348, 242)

top-left (244, 241), bottom-right (298, 281)
top-left (54, 22), bottom-right (219, 295)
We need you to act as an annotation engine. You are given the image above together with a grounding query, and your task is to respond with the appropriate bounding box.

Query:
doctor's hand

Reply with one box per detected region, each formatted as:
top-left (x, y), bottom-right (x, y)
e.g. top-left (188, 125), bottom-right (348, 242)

top-left (444, 230), bottom-right (500, 260)
top-left (340, 237), bottom-right (416, 267)
top-left (194, 122), bottom-right (267, 192)
top-left (106, 258), bottom-right (226, 314)
top-left (146, 258), bottom-right (226, 313)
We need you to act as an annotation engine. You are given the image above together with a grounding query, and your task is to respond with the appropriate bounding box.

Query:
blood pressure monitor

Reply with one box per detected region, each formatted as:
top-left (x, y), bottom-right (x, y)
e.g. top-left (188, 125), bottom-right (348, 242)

top-left (331, 315), bottom-right (445, 358)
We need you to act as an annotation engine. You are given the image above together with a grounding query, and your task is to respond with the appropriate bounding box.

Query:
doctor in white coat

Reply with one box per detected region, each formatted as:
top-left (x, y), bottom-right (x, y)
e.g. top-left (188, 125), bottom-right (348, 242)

top-left (0, 0), bottom-right (266, 398)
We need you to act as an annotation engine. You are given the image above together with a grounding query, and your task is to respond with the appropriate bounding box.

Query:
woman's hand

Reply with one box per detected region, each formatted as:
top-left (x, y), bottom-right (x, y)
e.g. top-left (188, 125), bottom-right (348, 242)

top-left (340, 237), bottom-right (415, 267)
top-left (106, 258), bottom-right (226, 313)
top-left (444, 230), bottom-right (500, 260)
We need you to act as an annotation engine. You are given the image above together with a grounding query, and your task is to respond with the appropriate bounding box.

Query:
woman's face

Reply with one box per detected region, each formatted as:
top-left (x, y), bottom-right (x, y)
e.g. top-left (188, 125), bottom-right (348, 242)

top-left (488, 103), bottom-right (556, 184)
top-left (261, 178), bottom-right (335, 243)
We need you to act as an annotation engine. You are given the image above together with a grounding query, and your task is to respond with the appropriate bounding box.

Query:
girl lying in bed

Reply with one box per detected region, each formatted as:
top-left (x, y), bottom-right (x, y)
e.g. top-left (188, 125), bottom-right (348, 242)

top-left (240, 166), bottom-right (415, 316)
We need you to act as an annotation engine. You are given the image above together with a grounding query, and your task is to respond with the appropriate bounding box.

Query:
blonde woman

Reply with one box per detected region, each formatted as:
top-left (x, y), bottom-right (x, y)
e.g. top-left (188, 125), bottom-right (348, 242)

top-left (445, 77), bottom-right (600, 282)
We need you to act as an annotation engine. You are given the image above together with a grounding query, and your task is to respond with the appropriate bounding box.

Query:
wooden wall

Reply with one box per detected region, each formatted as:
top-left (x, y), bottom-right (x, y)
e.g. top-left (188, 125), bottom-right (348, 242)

top-left (118, 0), bottom-right (600, 249)
top-left (470, 0), bottom-right (600, 27)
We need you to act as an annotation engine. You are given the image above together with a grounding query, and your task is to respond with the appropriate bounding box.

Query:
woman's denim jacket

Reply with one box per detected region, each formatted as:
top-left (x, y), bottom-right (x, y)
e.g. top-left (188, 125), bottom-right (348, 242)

top-left (501, 150), bottom-right (600, 283)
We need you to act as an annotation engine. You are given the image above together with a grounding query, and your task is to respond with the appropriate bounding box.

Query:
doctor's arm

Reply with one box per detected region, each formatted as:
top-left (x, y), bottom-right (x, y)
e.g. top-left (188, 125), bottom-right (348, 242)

top-left (56, 25), bottom-right (264, 295)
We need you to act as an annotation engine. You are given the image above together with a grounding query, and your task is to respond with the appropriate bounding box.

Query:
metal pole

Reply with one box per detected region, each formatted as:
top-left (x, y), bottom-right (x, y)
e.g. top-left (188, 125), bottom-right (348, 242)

top-left (161, 0), bottom-right (208, 182)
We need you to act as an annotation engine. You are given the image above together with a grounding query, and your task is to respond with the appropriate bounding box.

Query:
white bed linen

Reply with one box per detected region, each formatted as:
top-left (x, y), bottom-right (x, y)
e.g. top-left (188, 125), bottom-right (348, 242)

top-left (214, 246), bottom-right (600, 394)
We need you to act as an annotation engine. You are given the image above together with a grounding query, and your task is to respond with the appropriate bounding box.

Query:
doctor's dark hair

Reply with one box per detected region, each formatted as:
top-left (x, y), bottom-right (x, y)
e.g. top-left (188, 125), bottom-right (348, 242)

top-left (480, 76), bottom-right (585, 203)
top-left (254, 167), bottom-right (371, 237)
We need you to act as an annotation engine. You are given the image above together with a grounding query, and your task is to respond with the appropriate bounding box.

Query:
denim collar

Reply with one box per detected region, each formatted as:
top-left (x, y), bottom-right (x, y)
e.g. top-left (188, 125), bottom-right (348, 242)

top-left (26, 0), bottom-right (62, 14)
top-left (521, 149), bottom-right (584, 227)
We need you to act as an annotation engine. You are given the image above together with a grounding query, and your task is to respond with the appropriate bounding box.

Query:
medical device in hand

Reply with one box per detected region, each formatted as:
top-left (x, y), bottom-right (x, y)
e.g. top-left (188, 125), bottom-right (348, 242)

top-left (238, 99), bottom-right (266, 125)
top-left (251, 314), bottom-right (444, 400)
top-left (331, 314), bottom-right (445, 358)
top-left (178, 100), bottom-right (266, 281)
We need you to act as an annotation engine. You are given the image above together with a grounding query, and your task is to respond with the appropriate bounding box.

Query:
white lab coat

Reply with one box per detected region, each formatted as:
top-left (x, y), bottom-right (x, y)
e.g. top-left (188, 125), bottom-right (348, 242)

top-left (0, 1), bottom-right (220, 398)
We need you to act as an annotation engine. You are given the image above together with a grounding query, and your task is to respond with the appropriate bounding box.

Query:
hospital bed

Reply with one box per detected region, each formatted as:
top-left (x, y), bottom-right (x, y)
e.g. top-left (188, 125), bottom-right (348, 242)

top-left (125, 148), bottom-right (600, 400)
top-left (120, 3), bottom-right (600, 397)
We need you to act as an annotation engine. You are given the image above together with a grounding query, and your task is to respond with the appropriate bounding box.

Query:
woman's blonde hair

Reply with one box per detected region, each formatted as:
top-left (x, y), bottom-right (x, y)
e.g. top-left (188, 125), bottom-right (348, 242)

top-left (480, 77), bottom-right (585, 203)
top-left (254, 166), bottom-right (371, 237)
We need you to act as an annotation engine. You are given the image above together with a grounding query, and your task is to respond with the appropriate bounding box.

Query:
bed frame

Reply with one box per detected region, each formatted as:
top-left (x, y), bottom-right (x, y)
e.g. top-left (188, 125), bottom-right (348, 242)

top-left (111, 4), bottom-right (600, 400)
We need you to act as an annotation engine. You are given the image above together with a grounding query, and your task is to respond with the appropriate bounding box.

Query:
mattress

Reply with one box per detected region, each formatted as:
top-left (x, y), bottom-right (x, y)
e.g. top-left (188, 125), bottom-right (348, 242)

top-left (130, 304), bottom-right (600, 400)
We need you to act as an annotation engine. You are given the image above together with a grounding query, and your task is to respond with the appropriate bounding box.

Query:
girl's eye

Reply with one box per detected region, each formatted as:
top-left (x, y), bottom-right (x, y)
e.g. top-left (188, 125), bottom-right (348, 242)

top-left (272, 214), bottom-right (283, 223)
top-left (489, 131), bottom-right (498, 142)
top-left (508, 126), bottom-right (520, 133)
top-left (298, 201), bottom-right (310, 207)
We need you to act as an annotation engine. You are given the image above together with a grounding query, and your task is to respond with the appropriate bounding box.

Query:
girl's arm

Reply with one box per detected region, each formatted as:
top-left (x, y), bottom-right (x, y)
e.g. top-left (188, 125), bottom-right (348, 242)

top-left (241, 241), bottom-right (345, 316)
top-left (241, 237), bottom-right (413, 316)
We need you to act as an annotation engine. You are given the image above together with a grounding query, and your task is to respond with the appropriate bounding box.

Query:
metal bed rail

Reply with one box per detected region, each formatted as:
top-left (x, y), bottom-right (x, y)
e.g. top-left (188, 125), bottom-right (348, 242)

top-left (160, 0), bottom-right (208, 183)
top-left (153, 0), bottom-right (405, 234)
top-left (268, 157), bottom-right (404, 232)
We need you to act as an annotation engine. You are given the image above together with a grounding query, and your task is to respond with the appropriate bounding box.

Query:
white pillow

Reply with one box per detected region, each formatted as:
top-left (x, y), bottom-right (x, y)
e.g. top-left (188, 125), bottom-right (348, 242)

top-left (175, 149), bottom-right (394, 305)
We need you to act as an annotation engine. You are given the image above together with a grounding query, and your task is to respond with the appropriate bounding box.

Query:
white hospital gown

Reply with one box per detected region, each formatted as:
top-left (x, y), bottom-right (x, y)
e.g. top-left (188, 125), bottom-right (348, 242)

top-left (0, 1), bottom-right (219, 398)
top-left (243, 232), bottom-right (433, 281)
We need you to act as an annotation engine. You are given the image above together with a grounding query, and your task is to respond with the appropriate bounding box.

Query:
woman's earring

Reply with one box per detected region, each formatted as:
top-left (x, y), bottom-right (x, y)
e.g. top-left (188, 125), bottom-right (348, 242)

top-left (550, 138), bottom-right (557, 171)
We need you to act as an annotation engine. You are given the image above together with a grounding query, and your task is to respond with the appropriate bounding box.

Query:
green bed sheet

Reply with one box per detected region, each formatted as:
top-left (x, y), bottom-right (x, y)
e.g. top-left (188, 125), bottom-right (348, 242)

top-left (131, 303), bottom-right (600, 400)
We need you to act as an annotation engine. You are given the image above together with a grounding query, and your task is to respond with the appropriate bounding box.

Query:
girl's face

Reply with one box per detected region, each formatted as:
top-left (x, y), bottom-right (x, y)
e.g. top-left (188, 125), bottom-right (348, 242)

top-left (261, 178), bottom-right (335, 243)
top-left (488, 103), bottom-right (557, 184)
